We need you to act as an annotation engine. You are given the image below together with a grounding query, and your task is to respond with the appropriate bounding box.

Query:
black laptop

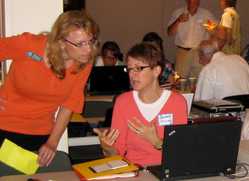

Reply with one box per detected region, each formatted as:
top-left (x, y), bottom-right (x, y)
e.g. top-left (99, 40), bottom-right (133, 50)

top-left (87, 66), bottom-right (130, 95)
top-left (149, 118), bottom-right (242, 181)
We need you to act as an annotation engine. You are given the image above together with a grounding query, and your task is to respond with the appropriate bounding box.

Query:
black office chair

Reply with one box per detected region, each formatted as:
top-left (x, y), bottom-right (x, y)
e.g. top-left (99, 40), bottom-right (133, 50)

top-left (223, 94), bottom-right (249, 109)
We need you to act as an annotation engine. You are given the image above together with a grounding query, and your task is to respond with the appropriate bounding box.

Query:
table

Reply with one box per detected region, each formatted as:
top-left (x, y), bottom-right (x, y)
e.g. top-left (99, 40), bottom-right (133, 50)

top-left (2, 140), bottom-right (249, 181)
top-left (69, 95), bottom-right (114, 146)
top-left (70, 95), bottom-right (114, 124)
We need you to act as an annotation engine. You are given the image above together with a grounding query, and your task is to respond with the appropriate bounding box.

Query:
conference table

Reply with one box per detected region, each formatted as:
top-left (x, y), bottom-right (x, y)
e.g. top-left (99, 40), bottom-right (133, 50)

top-left (70, 95), bottom-right (114, 124)
top-left (1, 140), bottom-right (249, 181)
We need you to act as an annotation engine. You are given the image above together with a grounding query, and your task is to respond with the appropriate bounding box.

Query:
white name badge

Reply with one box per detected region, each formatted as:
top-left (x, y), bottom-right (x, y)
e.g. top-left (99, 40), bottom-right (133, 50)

top-left (158, 113), bottom-right (173, 126)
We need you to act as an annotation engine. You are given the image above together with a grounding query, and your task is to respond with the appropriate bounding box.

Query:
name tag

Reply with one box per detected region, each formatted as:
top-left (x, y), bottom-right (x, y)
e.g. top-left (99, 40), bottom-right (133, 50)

top-left (158, 114), bottom-right (173, 126)
top-left (26, 51), bottom-right (43, 61)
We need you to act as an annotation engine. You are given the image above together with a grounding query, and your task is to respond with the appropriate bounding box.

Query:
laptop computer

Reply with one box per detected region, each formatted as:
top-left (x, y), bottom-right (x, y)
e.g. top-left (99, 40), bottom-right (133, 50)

top-left (87, 66), bottom-right (130, 95)
top-left (148, 119), bottom-right (242, 181)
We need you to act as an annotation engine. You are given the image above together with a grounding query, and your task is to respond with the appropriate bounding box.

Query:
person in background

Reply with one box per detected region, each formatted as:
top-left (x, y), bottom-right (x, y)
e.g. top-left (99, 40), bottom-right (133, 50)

top-left (167, 0), bottom-right (216, 79)
top-left (194, 39), bottom-right (249, 101)
top-left (0, 10), bottom-right (99, 175)
top-left (219, 0), bottom-right (241, 54)
top-left (142, 32), bottom-right (175, 85)
top-left (95, 41), bottom-right (123, 66)
top-left (94, 42), bottom-right (188, 167)
top-left (210, 25), bottom-right (227, 51)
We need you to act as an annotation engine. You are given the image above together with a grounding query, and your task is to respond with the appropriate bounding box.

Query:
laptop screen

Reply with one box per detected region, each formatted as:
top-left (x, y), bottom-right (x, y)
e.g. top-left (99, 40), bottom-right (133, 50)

top-left (87, 66), bottom-right (130, 95)
top-left (161, 119), bottom-right (242, 180)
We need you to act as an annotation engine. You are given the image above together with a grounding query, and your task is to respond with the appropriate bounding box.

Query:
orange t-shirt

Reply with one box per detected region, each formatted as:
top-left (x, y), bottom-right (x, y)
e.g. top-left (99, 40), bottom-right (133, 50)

top-left (0, 33), bottom-right (92, 135)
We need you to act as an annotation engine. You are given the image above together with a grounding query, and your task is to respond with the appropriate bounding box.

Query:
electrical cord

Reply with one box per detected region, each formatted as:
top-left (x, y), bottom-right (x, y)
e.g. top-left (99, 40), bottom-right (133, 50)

top-left (225, 162), bottom-right (249, 179)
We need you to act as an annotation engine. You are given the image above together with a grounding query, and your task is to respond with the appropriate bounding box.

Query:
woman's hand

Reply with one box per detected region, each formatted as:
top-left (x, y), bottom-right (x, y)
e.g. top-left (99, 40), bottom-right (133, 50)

top-left (38, 141), bottom-right (56, 167)
top-left (93, 128), bottom-right (119, 156)
top-left (94, 128), bottom-right (119, 146)
top-left (128, 117), bottom-right (162, 149)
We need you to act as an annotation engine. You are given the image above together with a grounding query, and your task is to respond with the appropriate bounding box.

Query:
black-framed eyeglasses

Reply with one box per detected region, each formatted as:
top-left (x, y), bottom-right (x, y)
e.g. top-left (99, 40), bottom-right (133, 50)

top-left (125, 66), bottom-right (151, 73)
top-left (64, 38), bottom-right (97, 48)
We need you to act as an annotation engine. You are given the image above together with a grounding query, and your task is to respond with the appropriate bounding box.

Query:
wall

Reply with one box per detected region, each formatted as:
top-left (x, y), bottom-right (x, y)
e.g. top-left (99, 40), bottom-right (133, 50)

top-left (86, 0), bottom-right (165, 57)
top-left (4, 0), bottom-right (63, 35)
top-left (86, 0), bottom-right (249, 63)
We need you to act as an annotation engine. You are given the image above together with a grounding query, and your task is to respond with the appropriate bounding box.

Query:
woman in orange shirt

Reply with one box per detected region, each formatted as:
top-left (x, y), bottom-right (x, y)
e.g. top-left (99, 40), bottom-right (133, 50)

top-left (0, 10), bottom-right (99, 173)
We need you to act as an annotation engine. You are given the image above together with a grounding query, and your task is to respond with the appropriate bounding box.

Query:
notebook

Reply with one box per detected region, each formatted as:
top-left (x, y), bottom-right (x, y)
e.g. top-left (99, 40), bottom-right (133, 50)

top-left (87, 66), bottom-right (130, 95)
top-left (148, 119), bottom-right (242, 180)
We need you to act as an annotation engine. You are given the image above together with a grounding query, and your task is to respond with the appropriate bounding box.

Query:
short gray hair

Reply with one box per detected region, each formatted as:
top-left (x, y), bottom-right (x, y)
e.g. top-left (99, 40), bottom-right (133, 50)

top-left (199, 40), bottom-right (219, 59)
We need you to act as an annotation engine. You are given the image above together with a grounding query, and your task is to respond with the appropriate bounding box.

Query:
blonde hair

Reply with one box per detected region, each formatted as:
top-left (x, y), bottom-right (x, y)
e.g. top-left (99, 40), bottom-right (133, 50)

top-left (46, 10), bottom-right (99, 79)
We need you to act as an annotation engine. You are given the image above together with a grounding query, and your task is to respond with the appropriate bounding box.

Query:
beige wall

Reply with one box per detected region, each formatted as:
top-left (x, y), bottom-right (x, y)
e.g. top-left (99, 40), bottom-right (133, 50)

top-left (4, 0), bottom-right (63, 36)
top-left (86, 0), bottom-right (249, 63)
top-left (86, 0), bottom-right (165, 56)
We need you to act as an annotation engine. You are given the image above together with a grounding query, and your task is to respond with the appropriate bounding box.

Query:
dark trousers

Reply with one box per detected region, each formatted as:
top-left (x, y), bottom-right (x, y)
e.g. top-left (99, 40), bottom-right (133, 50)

top-left (0, 129), bottom-right (49, 151)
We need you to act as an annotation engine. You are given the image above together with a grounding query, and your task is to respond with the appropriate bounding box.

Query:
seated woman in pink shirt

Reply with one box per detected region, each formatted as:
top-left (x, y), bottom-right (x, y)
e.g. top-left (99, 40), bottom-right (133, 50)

top-left (94, 42), bottom-right (188, 167)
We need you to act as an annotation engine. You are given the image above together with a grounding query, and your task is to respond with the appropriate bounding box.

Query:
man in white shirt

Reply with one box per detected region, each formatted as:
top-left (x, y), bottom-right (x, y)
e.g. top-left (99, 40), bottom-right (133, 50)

top-left (167, 0), bottom-right (216, 79)
top-left (194, 40), bottom-right (249, 101)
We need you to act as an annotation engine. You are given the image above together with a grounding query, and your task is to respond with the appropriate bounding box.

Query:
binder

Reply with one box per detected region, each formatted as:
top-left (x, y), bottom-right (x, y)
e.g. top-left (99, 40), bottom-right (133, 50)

top-left (72, 155), bottom-right (139, 180)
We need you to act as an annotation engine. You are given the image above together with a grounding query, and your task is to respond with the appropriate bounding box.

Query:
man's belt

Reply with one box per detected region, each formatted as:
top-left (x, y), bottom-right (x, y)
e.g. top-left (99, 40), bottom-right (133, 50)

top-left (177, 46), bottom-right (192, 51)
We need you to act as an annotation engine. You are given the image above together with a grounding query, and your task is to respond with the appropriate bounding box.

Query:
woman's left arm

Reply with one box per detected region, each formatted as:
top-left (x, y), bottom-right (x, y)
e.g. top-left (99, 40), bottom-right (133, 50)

top-left (38, 106), bottom-right (72, 167)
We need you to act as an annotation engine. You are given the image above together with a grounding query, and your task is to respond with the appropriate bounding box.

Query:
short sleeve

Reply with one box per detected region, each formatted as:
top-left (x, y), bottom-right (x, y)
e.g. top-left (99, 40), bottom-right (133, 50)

top-left (167, 8), bottom-right (184, 27)
top-left (220, 12), bottom-right (233, 28)
top-left (0, 33), bottom-right (32, 61)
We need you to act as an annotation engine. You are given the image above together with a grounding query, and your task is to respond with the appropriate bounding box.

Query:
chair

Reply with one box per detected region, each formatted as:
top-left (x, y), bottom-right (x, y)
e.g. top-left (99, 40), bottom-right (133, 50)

top-left (68, 95), bottom-right (114, 147)
top-left (68, 95), bottom-right (114, 163)
top-left (55, 108), bottom-right (69, 154)
top-left (181, 93), bottom-right (194, 116)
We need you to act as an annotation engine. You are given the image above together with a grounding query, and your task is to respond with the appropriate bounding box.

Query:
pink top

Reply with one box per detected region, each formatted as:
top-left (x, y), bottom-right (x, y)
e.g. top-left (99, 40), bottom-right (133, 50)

top-left (111, 91), bottom-right (188, 166)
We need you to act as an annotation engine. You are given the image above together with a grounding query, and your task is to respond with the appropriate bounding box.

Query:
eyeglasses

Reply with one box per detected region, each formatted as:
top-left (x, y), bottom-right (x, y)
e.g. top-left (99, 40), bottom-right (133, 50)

top-left (125, 66), bottom-right (151, 73)
top-left (64, 38), bottom-right (97, 48)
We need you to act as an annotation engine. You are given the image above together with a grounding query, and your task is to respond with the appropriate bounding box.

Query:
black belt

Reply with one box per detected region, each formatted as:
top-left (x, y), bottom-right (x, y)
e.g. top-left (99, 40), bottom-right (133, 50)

top-left (177, 46), bottom-right (192, 51)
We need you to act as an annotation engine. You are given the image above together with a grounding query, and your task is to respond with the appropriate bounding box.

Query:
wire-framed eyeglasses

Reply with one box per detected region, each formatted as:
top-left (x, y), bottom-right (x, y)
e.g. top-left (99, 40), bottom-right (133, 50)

top-left (64, 38), bottom-right (97, 48)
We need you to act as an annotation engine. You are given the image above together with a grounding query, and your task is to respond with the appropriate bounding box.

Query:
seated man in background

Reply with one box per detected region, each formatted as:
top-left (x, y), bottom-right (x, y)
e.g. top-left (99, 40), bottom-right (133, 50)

top-left (95, 41), bottom-right (124, 66)
top-left (194, 39), bottom-right (249, 101)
